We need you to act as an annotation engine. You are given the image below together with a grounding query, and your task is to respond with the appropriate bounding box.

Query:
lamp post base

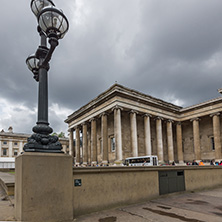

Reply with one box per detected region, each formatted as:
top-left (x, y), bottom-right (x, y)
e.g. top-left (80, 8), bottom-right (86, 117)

top-left (15, 152), bottom-right (73, 221)
top-left (24, 133), bottom-right (63, 153)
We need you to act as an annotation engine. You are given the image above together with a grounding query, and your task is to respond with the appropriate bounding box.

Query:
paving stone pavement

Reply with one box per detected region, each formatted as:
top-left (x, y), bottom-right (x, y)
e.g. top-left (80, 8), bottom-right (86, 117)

top-left (0, 183), bottom-right (15, 221)
top-left (74, 187), bottom-right (222, 222)
top-left (1, 180), bottom-right (222, 221)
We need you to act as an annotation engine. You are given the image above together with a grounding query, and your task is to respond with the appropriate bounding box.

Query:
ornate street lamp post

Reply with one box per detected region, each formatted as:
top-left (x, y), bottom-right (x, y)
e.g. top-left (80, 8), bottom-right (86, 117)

top-left (24, 0), bottom-right (69, 153)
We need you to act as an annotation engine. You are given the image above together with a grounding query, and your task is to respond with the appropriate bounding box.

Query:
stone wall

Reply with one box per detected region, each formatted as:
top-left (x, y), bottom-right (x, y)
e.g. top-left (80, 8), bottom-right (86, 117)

top-left (73, 166), bottom-right (222, 217)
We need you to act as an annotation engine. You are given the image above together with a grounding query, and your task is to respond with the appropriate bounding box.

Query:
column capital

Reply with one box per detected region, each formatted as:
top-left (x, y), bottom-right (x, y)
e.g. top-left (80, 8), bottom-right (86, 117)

top-left (143, 113), bottom-right (152, 118)
top-left (99, 112), bottom-right (109, 118)
top-left (112, 105), bottom-right (123, 112)
top-left (73, 125), bottom-right (81, 130)
top-left (68, 128), bottom-right (74, 132)
top-left (210, 112), bottom-right (220, 118)
top-left (167, 119), bottom-right (174, 123)
top-left (129, 110), bottom-right (138, 115)
top-left (81, 121), bottom-right (89, 127)
top-left (190, 117), bottom-right (200, 122)
top-left (155, 116), bottom-right (164, 121)
top-left (176, 121), bottom-right (182, 126)
top-left (89, 117), bottom-right (97, 122)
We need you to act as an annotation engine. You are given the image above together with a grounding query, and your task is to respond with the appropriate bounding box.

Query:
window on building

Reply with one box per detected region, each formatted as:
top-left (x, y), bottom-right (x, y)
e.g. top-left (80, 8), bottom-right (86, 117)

top-left (2, 148), bottom-right (7, 156)
top-left (211, 137), bottom-right (215, 151)
top-left (14, 142), bottom-right (18, 146)
top-left (3, 141), bottom-right (7, 145)
top-left (14, 149), bottom-right (18, 156)
top-left (111, 137), bottom-right (115, 152)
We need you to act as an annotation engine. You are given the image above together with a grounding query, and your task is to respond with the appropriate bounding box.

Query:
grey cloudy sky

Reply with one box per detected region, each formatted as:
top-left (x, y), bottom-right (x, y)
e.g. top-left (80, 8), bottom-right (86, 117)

top-left (1, 0), bottom-right (222, 135)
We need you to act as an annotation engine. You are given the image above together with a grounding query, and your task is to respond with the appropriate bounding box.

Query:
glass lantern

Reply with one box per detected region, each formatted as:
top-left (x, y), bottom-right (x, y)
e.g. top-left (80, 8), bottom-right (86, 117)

top-left (31, 0), bottom-right (55, 17)
top-left (38, 6), bottom-right (69, 39)
top-left (26, 54), bottom-right (39, 73)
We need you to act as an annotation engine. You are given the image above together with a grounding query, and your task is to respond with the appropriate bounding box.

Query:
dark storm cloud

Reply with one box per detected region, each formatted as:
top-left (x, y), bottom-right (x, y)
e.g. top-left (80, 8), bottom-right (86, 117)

top-left (1, 0), bottom-right (222, 134)
top-left (0, 1), bottom-right (39, 108)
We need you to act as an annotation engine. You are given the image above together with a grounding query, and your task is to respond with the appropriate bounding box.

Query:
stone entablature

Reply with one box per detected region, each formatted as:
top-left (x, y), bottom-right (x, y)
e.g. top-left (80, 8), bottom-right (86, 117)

top-left (65, 84), bottom-right (222, 164)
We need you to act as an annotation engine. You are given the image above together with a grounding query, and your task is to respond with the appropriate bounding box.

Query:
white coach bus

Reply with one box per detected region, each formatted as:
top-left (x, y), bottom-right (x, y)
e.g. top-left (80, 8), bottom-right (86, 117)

top-left (124, 155), bottom-right (158, 166)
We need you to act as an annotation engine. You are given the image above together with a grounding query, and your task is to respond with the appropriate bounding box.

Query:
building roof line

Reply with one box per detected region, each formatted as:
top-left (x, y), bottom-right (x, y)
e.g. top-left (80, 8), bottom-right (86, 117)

top-left (65, 83), bottom-right (182, 122)
top-left (181, 97), bottom-right (222, 111)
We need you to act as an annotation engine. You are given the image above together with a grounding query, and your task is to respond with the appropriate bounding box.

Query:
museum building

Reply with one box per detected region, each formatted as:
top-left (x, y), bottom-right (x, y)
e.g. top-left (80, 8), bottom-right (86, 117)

top-left (65, 84), bottom-right (222, 165)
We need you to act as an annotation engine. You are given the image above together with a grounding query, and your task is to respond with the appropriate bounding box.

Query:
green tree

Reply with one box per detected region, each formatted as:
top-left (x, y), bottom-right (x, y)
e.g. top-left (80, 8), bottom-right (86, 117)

top-left (58, 132), bottom-right (65, 138)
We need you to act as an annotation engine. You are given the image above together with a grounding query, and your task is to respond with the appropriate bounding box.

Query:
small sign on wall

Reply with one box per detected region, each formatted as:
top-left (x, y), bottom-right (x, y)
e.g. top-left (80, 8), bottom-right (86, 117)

top-left (74, 179), bottom-right (82, 187)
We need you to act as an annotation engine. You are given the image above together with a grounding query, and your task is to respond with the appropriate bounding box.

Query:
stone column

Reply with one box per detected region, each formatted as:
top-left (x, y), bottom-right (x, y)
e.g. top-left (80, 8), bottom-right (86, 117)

top-left (75, 126), bottom-right (81, 165)
top-left (0, 141), bottom-right (2, 157)
top-left (130, 110), bottom-right (138, 157)
top-left (191, 118), bottom-right (201, 161)
top-left (9, 141), bottom-right (13, 157)
top-left (156, 117), bottom-right (164, 163)
top-left (19, 141), bottom-right (23, 154)
top-left (144, 114), bottom-right (152, 156)
top-left (211, 113), bottom-right (222, 160)
top-left (176, 122), bottom-right (184, 164)
top-left (82, 122), bottom-right (88, 165)
top-left (167, 120), bottom-right (174, 163)
top-left (90, 118), bottom-right (97, 165)
top-left (69, 128), bottom-right (74, 158)
top-left (101, 112), bottom-right (108, 164)
top-left (113, 106), bottom-right (123, 163)
top-left (88, 127), bottom-right (91, 164)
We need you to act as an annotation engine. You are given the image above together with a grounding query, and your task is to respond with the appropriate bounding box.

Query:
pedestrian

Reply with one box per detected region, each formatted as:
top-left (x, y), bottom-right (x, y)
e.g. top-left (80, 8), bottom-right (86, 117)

top-left (198, 160), bottom-right (204, 166)
top-left (192, 160), bottom-right (198, 165)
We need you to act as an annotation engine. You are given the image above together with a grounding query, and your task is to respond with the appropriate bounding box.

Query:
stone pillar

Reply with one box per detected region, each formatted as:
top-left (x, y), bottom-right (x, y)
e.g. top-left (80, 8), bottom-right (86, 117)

top-left (82, 122), bottom-right (88, 165)
top-left (9, 141), bottom-right (13, 157)
top-left (156, 117), bottom-right (164, 163)
top-left (211, 113), bottom-right (222, 161)
top-left (0, 141), bottom-right (2, 157)
top-left (130, 110), bottom-right (138, 157)
top-left (90, 118), bottom-right (97, 164)
top-left (113, 106), bottom-right (123, 163)
top-left (167, 120), bottom-right (174, 163)
top-left (191, 118), bottom-right (201, 161)
top-left (176, 122), bottom-right (184, 164)
top-left (144, 114), bottom-right (152, 156)
top-left (69, 128), bottom-right (74, 159)
top-left (88, 127), bottom-right (91, 164)
top-left (75, 126), bottom-right (81, 165)
top-left (19, 141), bottom-right (23, 154)
top-left (101, 113), bottom-right (108, 164)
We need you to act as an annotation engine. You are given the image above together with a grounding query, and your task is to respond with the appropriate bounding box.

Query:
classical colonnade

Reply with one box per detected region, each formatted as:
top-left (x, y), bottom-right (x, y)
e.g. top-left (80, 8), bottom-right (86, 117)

top-left (69, 106), bottom-right (222, 164)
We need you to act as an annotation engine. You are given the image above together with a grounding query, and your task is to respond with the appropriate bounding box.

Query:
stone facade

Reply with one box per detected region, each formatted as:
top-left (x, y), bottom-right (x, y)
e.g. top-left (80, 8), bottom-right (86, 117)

top-left (65, 84), bottom-right (222, 164)
top-left (0, 127), bottom-right (69, 158)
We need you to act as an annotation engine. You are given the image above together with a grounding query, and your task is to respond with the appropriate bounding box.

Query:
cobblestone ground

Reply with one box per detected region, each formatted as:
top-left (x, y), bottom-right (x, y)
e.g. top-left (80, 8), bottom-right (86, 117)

top-left (0, 184), bottom-right (15, 221)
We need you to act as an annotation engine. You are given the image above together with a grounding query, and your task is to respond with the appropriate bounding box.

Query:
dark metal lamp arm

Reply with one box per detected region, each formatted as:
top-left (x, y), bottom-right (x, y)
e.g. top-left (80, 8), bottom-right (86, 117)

top-left (42, 37), bottom-right (59, 68)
